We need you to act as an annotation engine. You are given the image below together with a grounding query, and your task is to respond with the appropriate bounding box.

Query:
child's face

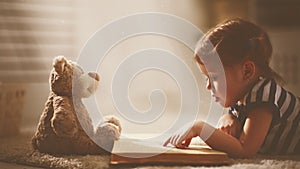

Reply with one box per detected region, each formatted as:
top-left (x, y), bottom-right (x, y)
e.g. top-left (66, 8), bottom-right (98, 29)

top-left (198, 63), bottom-right (247, 108)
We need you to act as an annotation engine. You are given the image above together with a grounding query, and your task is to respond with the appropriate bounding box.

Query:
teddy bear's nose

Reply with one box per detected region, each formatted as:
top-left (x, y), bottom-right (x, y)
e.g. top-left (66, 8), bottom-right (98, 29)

top-left (88, 72), bottom-right (100, 81)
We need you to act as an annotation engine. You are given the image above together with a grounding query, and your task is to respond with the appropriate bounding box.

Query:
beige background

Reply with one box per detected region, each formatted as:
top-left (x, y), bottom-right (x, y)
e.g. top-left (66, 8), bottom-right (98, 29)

top-left (1, 0), bottom-right (299, 136)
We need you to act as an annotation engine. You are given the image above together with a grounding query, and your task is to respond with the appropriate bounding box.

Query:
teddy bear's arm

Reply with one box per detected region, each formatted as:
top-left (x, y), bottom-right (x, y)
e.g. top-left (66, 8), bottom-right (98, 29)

top-left (51, 96), bottom-right (78, 138)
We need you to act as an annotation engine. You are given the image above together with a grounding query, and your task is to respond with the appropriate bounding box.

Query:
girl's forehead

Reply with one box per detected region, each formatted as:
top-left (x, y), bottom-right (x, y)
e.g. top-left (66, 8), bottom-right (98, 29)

top-left (198, 63), bottom-right (224, 75)
top-left (196, 53), bottom-right (224, 71)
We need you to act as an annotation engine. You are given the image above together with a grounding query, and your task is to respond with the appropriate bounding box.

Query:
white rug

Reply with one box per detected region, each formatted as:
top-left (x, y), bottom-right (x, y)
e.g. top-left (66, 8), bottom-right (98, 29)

top-left (0, 131), bottom-right (299, 169)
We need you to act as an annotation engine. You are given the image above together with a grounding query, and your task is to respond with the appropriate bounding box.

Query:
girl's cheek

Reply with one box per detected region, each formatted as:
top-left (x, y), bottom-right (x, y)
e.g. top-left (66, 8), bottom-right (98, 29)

top-left (214, 81), bottom-right (225, 95)
top-left (212, 81), bottom-right (219, 92)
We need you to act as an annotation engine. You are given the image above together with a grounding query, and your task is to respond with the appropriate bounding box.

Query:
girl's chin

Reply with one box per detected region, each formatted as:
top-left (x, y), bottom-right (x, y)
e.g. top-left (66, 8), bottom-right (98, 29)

top-left (219, 103), bottom-right (228, 108)
top-left (214, 99), bottom-right (226, 107)
top-left (213, 97), bottom-right (232, 108)
top-left (217, 100), bottom-right (231, 108)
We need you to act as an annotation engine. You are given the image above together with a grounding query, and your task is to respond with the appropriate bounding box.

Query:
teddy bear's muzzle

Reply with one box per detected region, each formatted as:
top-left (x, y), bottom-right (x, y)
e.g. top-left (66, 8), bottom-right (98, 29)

top-left (88, 72), bottom-right (100, 81)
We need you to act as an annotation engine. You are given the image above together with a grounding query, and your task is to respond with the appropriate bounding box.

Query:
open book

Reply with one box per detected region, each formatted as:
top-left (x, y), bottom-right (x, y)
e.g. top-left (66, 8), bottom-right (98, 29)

top-left (110, 138), bottom-right (230, 165)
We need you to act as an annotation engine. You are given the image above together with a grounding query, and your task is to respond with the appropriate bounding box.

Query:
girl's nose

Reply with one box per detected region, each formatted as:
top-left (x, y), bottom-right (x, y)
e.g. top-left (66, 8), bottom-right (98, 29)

top-left (206, 78), bottom-right (212, 90)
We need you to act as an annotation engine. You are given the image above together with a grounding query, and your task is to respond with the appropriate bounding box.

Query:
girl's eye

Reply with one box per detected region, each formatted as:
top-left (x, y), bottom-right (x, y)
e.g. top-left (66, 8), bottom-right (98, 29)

top-left (210, 76), bottom-right (218, 81)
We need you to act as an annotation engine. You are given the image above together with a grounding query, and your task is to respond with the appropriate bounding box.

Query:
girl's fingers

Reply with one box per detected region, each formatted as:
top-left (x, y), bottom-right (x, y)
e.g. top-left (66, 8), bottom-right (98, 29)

top-left (220, 126), bottom-right (227, 132)
top-left (175, 138), bottom-right (192, 148)
top-left (177, 132), bottom-right (189, 145)
top-left (183, 138), bottom-right (192, 147)
top-left (163, 137), bottom-right (171, 146)
top-left (164, 122), bottom-right (195, 147)
top-left (175, 143), bottom-right (185, 148)
top-left (220, 126), bottom-right (230, 134)
top-left (164, 134), bottom-right (191, 147)
top-left (171, 134), bottom-right (180, 145)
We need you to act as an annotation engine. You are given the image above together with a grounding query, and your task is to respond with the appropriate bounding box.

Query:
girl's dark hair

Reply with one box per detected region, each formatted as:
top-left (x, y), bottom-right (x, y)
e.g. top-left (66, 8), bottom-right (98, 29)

top-left (195, 18), bottom-right (283, 84)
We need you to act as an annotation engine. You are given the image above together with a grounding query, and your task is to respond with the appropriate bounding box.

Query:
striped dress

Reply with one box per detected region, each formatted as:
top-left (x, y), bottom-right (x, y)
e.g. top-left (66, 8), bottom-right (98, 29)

top-left (229, 77), bottom-right (300, 155)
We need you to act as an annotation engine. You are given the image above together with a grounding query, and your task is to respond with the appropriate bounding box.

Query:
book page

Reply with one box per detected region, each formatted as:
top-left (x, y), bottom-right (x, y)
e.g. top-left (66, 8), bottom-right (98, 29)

top-left (112, 137), bottom-right (227, 158)
top-left (111, 138), bottom-right (229, 165)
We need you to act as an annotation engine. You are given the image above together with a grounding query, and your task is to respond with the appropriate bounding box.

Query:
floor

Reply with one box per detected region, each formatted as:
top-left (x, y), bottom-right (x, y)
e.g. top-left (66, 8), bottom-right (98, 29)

top-left (0, 162), bottom-right (43, 169)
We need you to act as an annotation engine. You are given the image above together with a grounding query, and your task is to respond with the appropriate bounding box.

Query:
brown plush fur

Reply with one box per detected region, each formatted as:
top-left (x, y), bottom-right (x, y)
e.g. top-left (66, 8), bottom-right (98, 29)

top-left (31, 56), bottom-right (121, 155)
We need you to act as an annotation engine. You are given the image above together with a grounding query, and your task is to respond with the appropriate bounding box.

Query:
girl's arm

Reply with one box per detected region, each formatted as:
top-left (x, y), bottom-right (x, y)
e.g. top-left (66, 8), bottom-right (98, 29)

top-left (164, 106), bottom-right (273, 158)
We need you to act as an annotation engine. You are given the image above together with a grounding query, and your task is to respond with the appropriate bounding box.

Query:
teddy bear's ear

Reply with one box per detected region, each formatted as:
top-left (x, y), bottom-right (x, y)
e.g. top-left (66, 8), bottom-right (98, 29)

top-left (53, 55), bottom-right (67, 74)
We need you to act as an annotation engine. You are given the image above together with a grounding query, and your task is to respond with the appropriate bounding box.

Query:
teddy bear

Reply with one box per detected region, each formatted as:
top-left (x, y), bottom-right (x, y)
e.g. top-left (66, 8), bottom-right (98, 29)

top-left (31, 56), bottom-right (121, 155)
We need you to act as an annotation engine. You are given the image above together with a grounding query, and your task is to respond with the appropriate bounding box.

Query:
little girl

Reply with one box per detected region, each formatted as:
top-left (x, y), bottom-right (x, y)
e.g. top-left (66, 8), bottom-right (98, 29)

top-left (164, 18), bottom-right (300, 158)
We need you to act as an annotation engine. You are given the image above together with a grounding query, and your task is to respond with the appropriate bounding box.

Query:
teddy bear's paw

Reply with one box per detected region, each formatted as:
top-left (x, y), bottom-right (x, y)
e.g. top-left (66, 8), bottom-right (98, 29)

top-left (95, 122), bottom-right (121, 141)
top-left (94, 123), bottom-right (121, 152)
top-left (102, 115), bottom-right (122, 133)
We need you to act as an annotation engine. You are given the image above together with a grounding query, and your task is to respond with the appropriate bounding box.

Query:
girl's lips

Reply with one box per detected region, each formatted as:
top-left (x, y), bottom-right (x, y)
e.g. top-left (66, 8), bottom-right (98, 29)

top-left (212, 95), bottom-right (220, 102)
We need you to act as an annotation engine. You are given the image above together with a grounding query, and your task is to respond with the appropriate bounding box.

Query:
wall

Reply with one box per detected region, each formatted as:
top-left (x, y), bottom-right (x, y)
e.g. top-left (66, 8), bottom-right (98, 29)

top-left (0, 0), bottom-right (76, 132)
top-left (74, 0), bottom-right (214, 136)
top-left (2, 0), bottom-right (299, 137)
top-left (12, 0), bottom-right (215, 136)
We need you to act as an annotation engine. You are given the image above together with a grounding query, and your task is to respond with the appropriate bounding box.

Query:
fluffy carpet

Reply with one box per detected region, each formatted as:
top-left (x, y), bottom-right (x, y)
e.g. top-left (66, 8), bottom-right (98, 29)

top-left (0, 131), bottom-right (300, 169)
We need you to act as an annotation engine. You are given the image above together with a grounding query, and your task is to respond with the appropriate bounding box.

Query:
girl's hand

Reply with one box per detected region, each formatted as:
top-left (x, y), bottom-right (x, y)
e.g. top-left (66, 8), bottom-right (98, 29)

top-left (218, 114), bottom-right (241, 138)
top-left (163, 121), bottom-right (202, 148)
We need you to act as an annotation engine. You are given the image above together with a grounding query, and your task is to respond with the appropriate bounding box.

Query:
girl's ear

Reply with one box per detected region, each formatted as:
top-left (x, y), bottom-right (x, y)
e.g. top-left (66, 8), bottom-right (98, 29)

top-left (242, 60), bottom-right (256, 81)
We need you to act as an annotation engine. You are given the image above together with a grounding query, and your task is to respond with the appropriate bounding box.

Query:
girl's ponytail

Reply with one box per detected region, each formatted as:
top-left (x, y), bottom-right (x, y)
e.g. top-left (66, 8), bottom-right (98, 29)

top-left (248, 35), bottom-right (284, 85)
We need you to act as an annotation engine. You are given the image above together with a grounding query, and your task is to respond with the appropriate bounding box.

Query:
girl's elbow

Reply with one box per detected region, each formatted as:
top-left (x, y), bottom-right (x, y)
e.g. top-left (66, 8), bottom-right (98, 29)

top-left (241, 152), bottom-right (257, 158)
